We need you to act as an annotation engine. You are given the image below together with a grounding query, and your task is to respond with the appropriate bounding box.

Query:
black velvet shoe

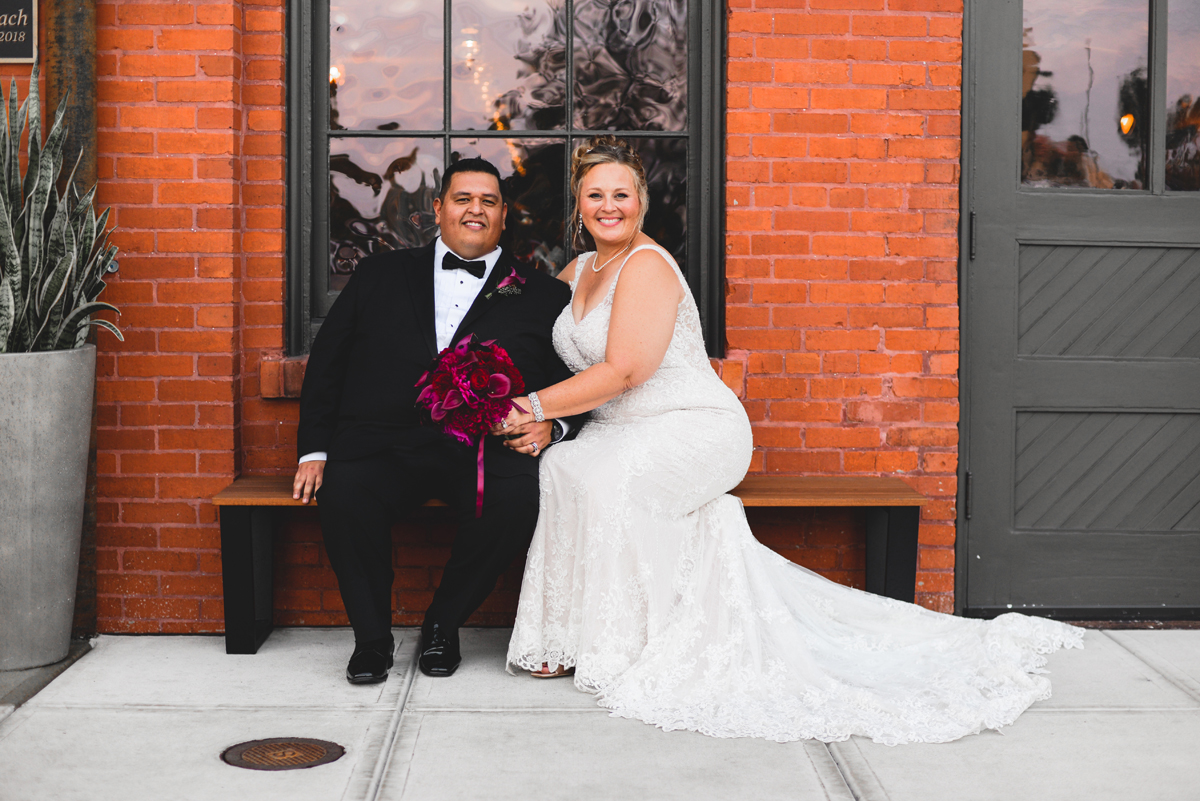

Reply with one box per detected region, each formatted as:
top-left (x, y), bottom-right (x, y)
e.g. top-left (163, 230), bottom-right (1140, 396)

top-left (346, 638), bottom-right (394, 684)
top-left (418, 623), bottom-right (461, 677)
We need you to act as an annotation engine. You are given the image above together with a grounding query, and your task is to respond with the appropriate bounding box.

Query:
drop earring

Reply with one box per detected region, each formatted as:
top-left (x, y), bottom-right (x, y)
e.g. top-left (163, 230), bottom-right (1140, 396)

top-left (577, 213), bottom-right (584, 237)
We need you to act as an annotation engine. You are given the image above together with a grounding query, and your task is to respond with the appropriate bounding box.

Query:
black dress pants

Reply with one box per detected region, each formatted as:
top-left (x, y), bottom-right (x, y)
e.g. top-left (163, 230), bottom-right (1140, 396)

top-left (316, 438), bottom-right (540, 644)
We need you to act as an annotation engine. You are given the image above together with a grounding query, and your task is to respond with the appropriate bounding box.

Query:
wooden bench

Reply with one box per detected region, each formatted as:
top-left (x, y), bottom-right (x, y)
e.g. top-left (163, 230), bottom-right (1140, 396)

top-left (213, 475), bottom-right (926, 654)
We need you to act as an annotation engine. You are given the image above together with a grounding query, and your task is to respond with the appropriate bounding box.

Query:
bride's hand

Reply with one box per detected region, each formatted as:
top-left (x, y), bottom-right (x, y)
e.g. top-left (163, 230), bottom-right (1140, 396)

top-left (490, 397), bottom-right (534, 435)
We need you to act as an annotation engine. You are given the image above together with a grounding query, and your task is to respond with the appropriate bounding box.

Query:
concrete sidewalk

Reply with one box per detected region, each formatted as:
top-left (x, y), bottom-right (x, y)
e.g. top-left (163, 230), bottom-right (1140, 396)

top-left (0, 627), bottom-right (1197, 801)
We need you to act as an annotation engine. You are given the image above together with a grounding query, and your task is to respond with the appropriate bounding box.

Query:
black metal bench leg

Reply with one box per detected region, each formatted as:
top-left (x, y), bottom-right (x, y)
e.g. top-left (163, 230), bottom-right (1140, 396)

top-left (219, 507), bottom-right (276, 654)
top-left (864, 506), bottom-right (921, 603)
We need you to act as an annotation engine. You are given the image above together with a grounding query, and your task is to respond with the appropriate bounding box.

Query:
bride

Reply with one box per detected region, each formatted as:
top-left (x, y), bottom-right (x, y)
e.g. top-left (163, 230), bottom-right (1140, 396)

top-left (493, 135), bottom-right (1082, 745)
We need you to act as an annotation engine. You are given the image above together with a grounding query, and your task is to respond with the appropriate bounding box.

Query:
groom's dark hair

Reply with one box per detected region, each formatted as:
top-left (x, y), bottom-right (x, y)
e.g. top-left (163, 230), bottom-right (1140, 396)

top-left (439, 157), bottom-right (504, 201)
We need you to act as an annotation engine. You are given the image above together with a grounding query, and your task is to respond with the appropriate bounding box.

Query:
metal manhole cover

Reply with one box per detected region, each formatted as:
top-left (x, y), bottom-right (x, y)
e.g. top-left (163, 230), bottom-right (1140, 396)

top-left (222, 738), bottom-right (345, 771)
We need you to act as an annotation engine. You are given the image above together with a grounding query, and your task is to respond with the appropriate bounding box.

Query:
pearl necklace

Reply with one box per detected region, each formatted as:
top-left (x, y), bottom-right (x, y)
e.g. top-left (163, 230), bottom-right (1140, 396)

top-left (591, 242), bottom-right (633, 273)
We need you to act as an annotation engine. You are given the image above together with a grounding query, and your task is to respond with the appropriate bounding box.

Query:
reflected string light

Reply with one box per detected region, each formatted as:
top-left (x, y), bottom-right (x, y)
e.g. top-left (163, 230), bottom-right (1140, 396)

top-left (329, 65), bottom-right (344, 85)
top-left (1120, 114), bottom-right (1135, 135)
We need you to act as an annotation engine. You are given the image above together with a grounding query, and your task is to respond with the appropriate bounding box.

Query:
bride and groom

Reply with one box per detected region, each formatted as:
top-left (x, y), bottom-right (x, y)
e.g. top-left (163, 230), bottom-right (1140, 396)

top-left (295, 138), bottom-right (1082, 745)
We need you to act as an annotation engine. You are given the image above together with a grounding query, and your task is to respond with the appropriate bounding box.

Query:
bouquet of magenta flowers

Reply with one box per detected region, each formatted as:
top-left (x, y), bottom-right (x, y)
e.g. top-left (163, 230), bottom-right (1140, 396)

top-left (414, 334), bottom-right (528, 516)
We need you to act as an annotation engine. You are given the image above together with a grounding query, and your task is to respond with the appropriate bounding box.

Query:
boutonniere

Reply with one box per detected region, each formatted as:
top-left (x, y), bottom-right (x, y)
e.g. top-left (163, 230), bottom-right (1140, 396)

top-left (487, 267), bottom-right (526, 299)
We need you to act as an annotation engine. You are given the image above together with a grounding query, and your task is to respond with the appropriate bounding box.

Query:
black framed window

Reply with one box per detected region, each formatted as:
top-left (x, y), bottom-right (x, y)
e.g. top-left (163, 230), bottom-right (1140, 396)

top-left (288, 0), bottom-right (726, 355)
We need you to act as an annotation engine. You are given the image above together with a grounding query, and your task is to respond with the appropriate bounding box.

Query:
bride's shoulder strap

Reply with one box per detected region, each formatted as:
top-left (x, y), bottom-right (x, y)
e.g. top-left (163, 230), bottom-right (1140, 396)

top-left (567, 252), bottom-right (594, 291)
top-left (616, 243), bottom-right (686, 289)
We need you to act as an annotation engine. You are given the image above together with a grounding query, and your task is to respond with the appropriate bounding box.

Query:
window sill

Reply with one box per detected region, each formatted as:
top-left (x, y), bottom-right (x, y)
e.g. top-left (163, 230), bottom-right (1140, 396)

top-left (260, 356), bottom-right (307, 400)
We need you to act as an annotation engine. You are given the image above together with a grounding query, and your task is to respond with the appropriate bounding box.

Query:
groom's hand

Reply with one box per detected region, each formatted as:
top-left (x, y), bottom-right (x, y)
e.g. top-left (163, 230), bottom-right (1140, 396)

top-left (497, 420), bottom-right (553, 457)
top-left (293, 460), bottom-right (325, 504)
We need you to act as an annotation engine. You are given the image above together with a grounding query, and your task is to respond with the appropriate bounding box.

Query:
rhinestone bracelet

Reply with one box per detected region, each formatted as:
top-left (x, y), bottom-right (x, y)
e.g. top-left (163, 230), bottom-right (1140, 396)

top-left (527, 391), bottom-right (546, 423)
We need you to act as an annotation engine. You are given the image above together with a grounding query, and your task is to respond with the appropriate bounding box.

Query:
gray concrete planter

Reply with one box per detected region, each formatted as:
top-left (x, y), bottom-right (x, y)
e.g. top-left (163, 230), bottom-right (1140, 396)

top-left (0, 345), bottom-right (96, 670)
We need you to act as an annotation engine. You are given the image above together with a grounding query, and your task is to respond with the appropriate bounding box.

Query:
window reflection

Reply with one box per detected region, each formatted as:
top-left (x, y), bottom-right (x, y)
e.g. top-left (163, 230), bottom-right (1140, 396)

top-left (451, 138), bottom-right (567, 272)
top-left (330, 2), bottom-right (443, 131)
top-left (1021, 1), bottom-right (1148, 189)
top-left (450, 0), bottom-right (565, 131)
top-left (329, 139), bottom-right (442, 289)
top-left (1166, 3), bottom-right (1200, 191)
top-left (574, 0), bottom-right (688, 131)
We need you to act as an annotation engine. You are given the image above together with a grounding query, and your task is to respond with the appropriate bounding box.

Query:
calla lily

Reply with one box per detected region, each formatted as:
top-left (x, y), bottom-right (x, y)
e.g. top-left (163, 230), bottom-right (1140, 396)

top-left (488, 373), bottom-right (512, 397)
top-left (496, 268), bottom-right (526, 290)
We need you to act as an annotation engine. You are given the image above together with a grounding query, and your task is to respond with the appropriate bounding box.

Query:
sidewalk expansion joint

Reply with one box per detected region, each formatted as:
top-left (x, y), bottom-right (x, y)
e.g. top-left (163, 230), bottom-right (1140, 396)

top-left (359, 642), bottom-right (421, 801)
top-left (403, 706), bottom-right (607, 713)
top-left (28, 702), bottom-right (404, 712)
top-left (1024, 705), bottom-right (1200, 713)
top-left (827, 740), bottom-right (891, 801)
top-left (1102, 630), bottom-right (1200, 703)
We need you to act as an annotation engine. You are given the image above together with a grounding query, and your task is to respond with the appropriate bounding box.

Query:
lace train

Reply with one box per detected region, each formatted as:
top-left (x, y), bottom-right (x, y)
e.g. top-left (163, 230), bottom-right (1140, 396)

top-left (507, 246), bottom-right (1083, 744)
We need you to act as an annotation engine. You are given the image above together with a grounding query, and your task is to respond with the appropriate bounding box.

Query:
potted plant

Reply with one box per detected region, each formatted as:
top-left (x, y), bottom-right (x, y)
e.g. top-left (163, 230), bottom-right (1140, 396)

top-left (0, 66), bottom-right (121, 670)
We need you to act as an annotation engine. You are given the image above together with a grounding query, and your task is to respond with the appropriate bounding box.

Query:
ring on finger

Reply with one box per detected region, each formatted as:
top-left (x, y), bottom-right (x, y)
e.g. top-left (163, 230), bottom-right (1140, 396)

top-left (531, 442), bottom-right (539, 454)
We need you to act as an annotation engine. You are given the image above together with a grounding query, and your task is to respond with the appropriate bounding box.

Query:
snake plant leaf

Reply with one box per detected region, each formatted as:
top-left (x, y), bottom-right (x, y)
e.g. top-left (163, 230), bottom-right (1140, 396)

top-left (0, 270), bottom-right (13, 351)
top-left (53, 300), bottom-right (121, 351)
top-left (85, 317), bottom-right (122, 342)
top-left (9, 94), bottom-right (28, 249)
top-left (22, 100), bottom-right (68, 328)
top-left (21, 66), bottom-right (39, 216)
top-left (2, 79), bottom-right (14, 226)
top-left (1, 70), bottom-right (121, 352)
top-left (41, 216), bottom-right (76, 346)
top-left (31, 253), bottom-right (73, 348)
top-left (0, 175), bottom-right (22, 349)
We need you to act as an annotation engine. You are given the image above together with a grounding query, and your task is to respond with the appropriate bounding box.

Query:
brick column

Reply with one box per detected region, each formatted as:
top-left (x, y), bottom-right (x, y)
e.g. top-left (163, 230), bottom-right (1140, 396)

top-left (724, 1), bottom-right (963, 612)
top-left (94, 1), bottom-right (256, 632)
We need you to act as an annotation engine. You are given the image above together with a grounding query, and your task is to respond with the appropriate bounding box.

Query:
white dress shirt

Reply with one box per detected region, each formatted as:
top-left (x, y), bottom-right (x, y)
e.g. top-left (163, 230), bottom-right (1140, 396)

top-left (299, 237), bottom-right (565, 465)
top-left (432, 236), bottom-right (502, 352)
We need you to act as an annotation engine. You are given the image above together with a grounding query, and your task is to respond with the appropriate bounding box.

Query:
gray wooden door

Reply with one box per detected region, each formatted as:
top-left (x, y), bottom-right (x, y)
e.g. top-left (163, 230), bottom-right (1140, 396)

top-left (963, 0), bottom-right (1200, 618)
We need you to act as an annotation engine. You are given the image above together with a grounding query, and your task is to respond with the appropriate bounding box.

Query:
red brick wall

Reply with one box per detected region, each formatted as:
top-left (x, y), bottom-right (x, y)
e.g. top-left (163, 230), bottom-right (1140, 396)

top-left (722, 0), bottom-right (962, 612)
top-left (6, 0), bottom-right (961, 632)
top-left (89, 0), bottom-right (286, 632)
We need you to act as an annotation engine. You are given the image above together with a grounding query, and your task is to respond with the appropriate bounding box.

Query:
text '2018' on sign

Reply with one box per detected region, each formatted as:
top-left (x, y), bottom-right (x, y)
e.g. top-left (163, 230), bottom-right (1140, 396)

top-left (0, 2), bottom-right (34, 64)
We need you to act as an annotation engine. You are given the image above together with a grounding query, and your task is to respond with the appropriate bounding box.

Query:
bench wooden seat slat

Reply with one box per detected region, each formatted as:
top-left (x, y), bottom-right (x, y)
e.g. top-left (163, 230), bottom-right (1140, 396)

top-left (213, 473), bottom-right (927, 654)
top-left (212, 474), bottom-right (925, 509)
top-left (732, 475), bottom-right (925, 507)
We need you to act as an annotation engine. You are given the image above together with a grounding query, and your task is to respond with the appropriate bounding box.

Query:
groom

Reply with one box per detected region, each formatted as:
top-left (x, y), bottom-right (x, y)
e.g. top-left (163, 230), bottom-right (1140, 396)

top-left (294, 158), bottom-right (575, 683)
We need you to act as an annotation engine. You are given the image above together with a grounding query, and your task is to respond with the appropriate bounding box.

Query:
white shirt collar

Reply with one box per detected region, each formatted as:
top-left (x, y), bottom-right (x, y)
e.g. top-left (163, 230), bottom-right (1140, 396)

top-left (433, 236), bottom-right (503, 274)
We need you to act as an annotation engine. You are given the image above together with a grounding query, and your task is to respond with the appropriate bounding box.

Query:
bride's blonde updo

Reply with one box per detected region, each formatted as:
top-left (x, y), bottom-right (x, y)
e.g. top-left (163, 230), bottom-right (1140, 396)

top-left (569, 135), bottom-right (650, 249)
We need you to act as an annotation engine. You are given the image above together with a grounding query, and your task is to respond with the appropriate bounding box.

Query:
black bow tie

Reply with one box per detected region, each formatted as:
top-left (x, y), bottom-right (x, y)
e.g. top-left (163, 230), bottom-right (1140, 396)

top-left (442, 252), bottom-right (487, 279)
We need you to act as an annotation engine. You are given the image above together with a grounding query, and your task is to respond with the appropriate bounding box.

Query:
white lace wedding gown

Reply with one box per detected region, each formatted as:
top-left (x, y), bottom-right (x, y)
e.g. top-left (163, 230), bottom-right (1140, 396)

top-left (506, 245), bottom-right (1083, 745)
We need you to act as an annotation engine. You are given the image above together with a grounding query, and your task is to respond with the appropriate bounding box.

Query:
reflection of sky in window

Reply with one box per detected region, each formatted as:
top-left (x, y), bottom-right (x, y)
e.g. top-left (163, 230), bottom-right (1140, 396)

top-left (330, 139), bottom-right (442, 220)
top-left (330, 1), bottom-right (443, 130)
top-left (450, 0), bottom-right (562, 130)
top-left (1024, 1), bottom-right (1148, 182)
top-left (1167, 4), bottom-right (1200, 106)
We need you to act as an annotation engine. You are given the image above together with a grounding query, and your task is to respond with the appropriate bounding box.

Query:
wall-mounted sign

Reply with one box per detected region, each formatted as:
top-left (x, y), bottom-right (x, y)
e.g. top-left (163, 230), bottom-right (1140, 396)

top-left (0, 1), bottom-right (34, 64)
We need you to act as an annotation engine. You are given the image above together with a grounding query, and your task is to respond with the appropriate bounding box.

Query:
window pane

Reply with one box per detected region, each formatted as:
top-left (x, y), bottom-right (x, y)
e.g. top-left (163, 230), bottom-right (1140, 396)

top-left (450, 0), bottom-right (566, 131)
top-left (573, 0), bottom-right (687, 131)
top-left (451, 137), bottom-right (567, 273)
top-left (330, 1), bottom-right (443, 131)
top-left (1167, 2), bottom-right (1200, 191)
top-left (1021, 1), bottom-right (1148, 189)
top-left (329, 138), bottom-right (443, 289)
top-left (636, 138), bottom-right (688, 268)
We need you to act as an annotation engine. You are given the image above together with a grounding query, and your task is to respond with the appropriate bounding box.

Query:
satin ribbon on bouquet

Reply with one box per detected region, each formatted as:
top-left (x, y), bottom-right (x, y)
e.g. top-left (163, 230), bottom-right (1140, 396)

top-left (414, 334), bottom-right (528, 517)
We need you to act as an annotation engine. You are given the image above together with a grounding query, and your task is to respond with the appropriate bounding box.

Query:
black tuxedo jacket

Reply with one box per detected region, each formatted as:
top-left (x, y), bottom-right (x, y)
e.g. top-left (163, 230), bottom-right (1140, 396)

top-left (298, 242), bottom-right (576, 478)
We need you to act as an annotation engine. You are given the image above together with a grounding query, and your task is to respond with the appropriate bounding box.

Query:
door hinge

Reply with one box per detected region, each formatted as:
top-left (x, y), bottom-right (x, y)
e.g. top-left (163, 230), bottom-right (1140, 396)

top-left (964, 471), bottom-right (973, 520)
top-left (968, 211), bottom-right (977, 261)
